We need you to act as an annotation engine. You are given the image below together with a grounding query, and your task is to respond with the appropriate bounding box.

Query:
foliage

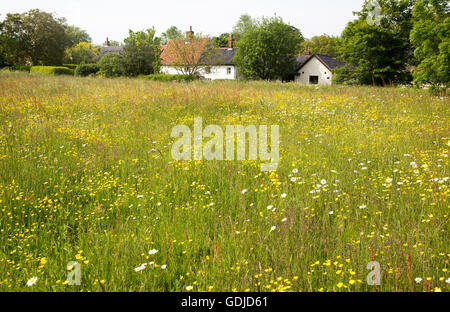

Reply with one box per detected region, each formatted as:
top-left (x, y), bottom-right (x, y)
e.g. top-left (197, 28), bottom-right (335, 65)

top-left (74, 63), bottom-right (100, 77)
top-left (161, 26), bottom-right (183, 44)
top-left (64, 42), bottom-right (98, 65)
top-left (64, 25), bottom-right (92, 46)
top-left (7, 65), bottom-right (31, 72)
top-left (300, 34), bottom-right (339, 56)
top-left (143, 73), bottom-right (197, 81)
top-left (336, 0), bottom-right (416, 85)
top-left (234, 16), bottom-right (304, 80)
top-left (0, 9), bottom-right (69, 65)
top-left (62, 64), bottom-right (78, 70)
top-left (410, 0), bottom-right (449, 92)
top-left (212, 33), bottom-right (231, 48)
top-left (232, 14), bottom-right (256, 41)
top-left (119, 28), bottom-right (161, 77)
top-left (97, 53), bottom-right (122, 77)
top-left (30, 66), bottom-right (74, 75)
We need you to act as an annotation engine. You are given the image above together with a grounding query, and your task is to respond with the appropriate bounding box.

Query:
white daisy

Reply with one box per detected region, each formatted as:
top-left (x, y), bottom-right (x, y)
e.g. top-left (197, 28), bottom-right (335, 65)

top-left (414, 277), bottom-right (422, 283)
top-left (149, 249), bottom-right (158, 255)
top-left (134, 264), bottom-right (146, 272)
top-left (161, 264), bottom-right (167, 269)
top-left (26, 277), bottom-right (37, 287)
top-left (186, 285), bottom-right (193, 291)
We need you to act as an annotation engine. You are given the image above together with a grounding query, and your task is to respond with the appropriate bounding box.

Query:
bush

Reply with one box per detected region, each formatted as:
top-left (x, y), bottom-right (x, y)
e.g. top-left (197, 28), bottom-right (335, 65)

top-left (75, 64), bottom-right (100, 77)
top-left (30, 66), bottom-right (74, 75)
top-left (97, 54), bottom-right (121, 78)
top-left (63, 64), bottom-right (78, 70)
top-left (143, 74), bottom-right (197, 82)
top-left (10, 65), bottom-right (32, 72)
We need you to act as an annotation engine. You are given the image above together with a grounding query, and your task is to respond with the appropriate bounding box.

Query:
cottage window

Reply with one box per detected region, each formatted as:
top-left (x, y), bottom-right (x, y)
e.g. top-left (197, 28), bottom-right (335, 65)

top-left (227, 67), bottom-right (232, 74)
top-left (309, 76), bottom-right (319, 84)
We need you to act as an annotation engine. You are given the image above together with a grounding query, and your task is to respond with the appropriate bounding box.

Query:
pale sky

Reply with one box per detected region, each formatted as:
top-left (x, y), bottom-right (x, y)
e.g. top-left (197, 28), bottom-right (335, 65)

top-left (0, 0), bottom-right (365, 45)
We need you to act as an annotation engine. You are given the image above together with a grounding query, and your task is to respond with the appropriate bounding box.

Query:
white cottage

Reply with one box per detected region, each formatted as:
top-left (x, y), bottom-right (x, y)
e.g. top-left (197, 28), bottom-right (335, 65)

top-left (294, 47), bottom-right (345, 85)
top-left (160, 27), bottom-right (237, 80)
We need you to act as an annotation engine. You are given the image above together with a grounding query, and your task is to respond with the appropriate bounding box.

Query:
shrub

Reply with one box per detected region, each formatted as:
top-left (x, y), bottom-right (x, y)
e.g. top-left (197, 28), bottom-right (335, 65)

top-left (30, 66), bottom-right (74, 75)
top-left (63, 64), bottom-right (78, 70)
top-left (75, 64), bottom-right (100, 77)
top-left (97, 54), bottom-right (121, 78)
top-left (143, 74), bottom-right (197, 82)
top-left (10, 65), bottom-right (32, 72)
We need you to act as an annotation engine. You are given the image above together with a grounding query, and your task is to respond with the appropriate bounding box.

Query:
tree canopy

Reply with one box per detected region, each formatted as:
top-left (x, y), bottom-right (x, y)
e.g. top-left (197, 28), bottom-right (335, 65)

top-left (232, 14), bottom-right (257, 41)
top-left (0, 9), bottom-right (69, 65)
top-left (233, 16), bottom-right (304, 80)
top-left (119, 28), bottom-right (161, 76)
top-left (410, 0), bottom-right (449, 90)
top-left (212, 33), bottom-right (231, 48)
top-left (64, 25), bottom-right (92, 46)
top-left (335, 0), bottom-right (416, 85)
top-left (161, 26), bottom-right (183, 44)
top-left (300, 34), bottom-right (338, 56)
top-left (64, 42), bottom-right (98, 64)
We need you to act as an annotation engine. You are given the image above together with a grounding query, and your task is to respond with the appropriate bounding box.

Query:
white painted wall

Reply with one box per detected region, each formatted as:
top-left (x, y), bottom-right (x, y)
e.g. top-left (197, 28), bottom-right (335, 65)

top-left (160, 65), bottom-right (237, 80)
top-left (295, 56), bottom-right (333, 85)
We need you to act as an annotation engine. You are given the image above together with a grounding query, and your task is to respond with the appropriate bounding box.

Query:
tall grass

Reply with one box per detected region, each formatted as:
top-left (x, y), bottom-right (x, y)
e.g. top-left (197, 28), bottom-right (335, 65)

top-left (0, 71), bottom-right (448, 292)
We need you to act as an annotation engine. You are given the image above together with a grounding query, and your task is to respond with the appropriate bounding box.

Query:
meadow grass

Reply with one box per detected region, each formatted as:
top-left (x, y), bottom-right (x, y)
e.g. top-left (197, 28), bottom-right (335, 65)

top-left (0, 71), bottom-right (448, 292)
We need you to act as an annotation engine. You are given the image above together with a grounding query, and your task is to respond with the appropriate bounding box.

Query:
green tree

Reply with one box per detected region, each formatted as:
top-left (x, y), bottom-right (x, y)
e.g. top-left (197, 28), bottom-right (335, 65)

top-left (234, 16), bottom-right (304, 80)
top-left (161, 26), bottom-right (183, 44)
top-left (119, 28), bottom-right (161, 76)
top-left (98, 53), bottom-right (121, 77)
top-left (0, 9), bottom-right (69, 65)
top-left (336, 0), bottom-right (416, 85)
top-left (300, 34), bottom-right (338, 55)
top-left (64, 25), bottom-right (92, 46)
top-left (232, 14), bottom-right (256, 41)
top-left (410, 0), bottom-right (449, 91)
top-left (0, 15), bottom-right (6, 66)
top-left (64, 42), bottom-right (98, 64)
top-left (212, 33), bottom-right (231, 48)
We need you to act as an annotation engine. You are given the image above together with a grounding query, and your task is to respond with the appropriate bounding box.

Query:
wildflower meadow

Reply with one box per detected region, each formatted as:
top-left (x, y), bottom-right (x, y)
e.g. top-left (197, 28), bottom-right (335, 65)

top-left (0, 71), bottom-right (448, 292)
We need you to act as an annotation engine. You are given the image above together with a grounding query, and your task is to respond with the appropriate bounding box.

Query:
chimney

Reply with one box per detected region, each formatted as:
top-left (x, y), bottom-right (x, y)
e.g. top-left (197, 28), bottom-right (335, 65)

top-left (304, 45), bottom-right (311, 56)
top-left (186, 26), bottom-right (194, 40)
top-left (228, 34), bottom-right (234, 49)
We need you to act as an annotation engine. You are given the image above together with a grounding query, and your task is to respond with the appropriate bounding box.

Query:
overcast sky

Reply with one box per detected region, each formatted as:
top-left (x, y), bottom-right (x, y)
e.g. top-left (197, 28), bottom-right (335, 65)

top-left (0, 0), bottom-right (366, 45)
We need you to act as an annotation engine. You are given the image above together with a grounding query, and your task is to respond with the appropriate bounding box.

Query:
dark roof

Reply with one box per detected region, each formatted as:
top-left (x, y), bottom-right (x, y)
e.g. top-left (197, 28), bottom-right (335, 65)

top-left (199, 48), bottom-right (236, 65)
top-left (97, 46), bottom-right (124, 61)
top-left (295, 54), bottom-right (345, 72)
